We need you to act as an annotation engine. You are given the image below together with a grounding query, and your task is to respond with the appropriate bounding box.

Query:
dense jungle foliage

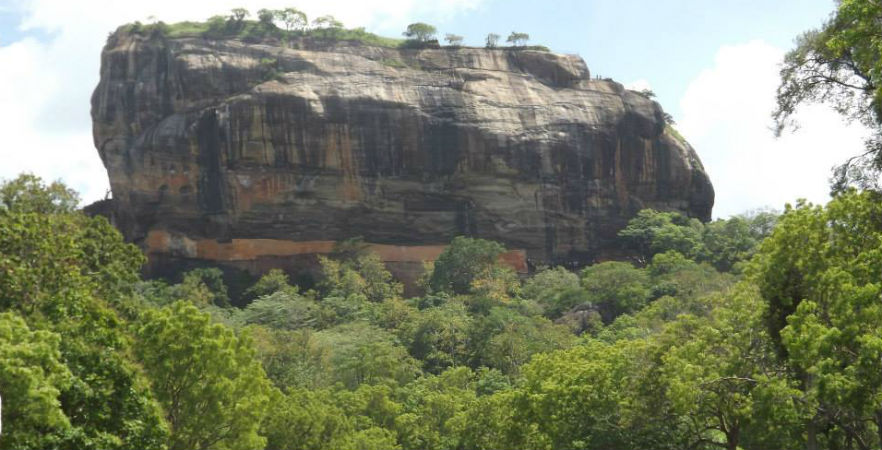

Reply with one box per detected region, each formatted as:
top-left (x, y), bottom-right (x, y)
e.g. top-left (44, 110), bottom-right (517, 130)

top-left (2, 171), bottom-right (882, 450)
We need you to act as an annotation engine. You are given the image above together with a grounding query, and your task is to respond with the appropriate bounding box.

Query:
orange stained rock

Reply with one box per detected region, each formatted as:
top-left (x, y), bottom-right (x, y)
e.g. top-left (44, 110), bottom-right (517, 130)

top-left (144, 230), bottom-right (527, 273)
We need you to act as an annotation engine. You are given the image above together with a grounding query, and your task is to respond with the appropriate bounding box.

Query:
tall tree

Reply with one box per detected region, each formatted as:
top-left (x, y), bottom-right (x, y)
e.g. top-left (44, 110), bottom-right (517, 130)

top-left (257, 9), bottom-right (276, 27)
top-left (618, 209), bottom-right (704, 264)
top-left (775, 0), bottom-right (882, 191)
top-left (0, 173), bottom-right (78, 214)
top-left (485, 33), bottom-right (500, 48)
top-left (137, 302), bottom-right (272, 450)
top-left (428, 236), bottom-right (506, 295)
top-left (0, 312), bottom-right (72, 450)
top-left (506, 32), bottom-right (530, 47)
top-left (276, 8), bottom-right (307, 32)
top-left (261, 388), bottom-right (352, 450)
top-left (312, 15), bottom-right (343, 29)
top-left (661, 289), bottom-right (801, 450)
top-left (403, 23), bottom-right (437, 42)
top-left (0, 175), bottom-right (169, 449)
top-left (751, 191), bottom-right (882, 449)
top-left (229, 8), bottom-right (249, 22)
top-left (315, 322), bottom-right (418, 389)
top-left (444, 33), bottom-right (464, 46)
top-left (580, 261), bottom-right (651, 322)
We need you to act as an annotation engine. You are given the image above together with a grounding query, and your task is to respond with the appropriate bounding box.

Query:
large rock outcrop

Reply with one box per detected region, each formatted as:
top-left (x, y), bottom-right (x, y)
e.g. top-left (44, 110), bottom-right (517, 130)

top-left (91, 29), bottom-right (713, 283)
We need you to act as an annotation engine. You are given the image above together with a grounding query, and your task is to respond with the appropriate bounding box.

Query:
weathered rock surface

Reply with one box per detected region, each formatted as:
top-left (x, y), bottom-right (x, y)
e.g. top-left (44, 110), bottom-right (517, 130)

top-left (91, 29), bottom-right (713, 280)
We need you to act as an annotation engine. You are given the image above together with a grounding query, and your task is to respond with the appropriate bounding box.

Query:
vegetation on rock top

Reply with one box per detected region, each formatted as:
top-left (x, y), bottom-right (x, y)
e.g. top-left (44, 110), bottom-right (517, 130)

top-left (116, 7), bottom-right (551, 52)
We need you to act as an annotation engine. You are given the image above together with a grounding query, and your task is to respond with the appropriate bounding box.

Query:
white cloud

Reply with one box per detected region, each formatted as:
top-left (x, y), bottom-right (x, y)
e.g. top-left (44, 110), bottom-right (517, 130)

top-left (678, 40), bottom-right (870, 218)
top-left (0, 36), bottom-right (108, 201)
top-left (0, 0), bottom-right (483, 204)
top-left (625, 79), bottom-right (652, 92)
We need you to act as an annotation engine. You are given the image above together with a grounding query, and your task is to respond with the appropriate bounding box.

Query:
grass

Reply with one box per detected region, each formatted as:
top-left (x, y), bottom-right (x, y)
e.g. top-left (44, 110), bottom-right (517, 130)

top-left (162, 21), bottom-right (211, 37)
top-left (318, 27), bottom-right (405, 48)
top-left (380, 58), bottom-right (408, 69)
top-left (666, 124), bottom-right (689, 147)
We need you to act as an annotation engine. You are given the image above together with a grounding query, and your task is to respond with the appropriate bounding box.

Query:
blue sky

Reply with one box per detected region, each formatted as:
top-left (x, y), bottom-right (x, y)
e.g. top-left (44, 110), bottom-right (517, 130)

top-left (426, 0), bottom-right (836, 119)
top-left (0, 0), bottom-right (870, 217)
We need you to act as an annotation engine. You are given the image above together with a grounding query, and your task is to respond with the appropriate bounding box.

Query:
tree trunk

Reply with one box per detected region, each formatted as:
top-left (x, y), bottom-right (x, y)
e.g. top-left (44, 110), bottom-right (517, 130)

top-left (875, 409), bottom-right (882, 450)
top-left (807, 419), bottom-right (818, 450)
top-left (727, 427), bottom-right (739, 450)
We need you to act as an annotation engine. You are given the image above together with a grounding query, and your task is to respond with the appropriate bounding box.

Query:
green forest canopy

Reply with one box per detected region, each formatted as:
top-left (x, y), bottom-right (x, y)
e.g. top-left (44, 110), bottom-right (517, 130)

top-left (1, 170), bottom-right (881, 450)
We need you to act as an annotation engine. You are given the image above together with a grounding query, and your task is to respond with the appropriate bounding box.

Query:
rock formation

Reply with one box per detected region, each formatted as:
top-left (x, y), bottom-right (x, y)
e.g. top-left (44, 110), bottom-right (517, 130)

top-left (91, 28), bottom-right (714, 285)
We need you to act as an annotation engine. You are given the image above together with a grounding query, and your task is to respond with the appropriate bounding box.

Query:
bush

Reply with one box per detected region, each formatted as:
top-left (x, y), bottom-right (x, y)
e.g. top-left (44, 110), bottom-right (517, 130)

top-left (428, 237), bottom-right (506, 295)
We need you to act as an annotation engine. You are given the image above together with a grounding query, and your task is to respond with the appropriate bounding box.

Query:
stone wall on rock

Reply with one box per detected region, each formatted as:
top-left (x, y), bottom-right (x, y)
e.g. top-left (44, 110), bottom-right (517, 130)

top-left (91, 28), bottom-right (714, 282)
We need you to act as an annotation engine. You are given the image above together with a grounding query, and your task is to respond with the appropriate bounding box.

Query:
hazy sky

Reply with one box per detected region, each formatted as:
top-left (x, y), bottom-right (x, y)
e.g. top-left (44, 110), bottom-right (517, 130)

top-left (0, 0), bottom-right (870, 217)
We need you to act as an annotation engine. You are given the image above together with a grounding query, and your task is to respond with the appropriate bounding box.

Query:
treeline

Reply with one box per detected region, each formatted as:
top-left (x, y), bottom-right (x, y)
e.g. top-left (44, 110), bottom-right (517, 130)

top-left (3, 172), bottom-right (881, 449)
top-left (123, 8), bottom-right (547, 51)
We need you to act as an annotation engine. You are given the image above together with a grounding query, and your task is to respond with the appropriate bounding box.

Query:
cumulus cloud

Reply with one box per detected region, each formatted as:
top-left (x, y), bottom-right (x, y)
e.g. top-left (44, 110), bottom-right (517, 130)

top-left (678, 40), bottom-right (870, 218)
top-left (0, 0), bottom-right (483, 203)
top-left (625, 79), bottom-right (652, 92)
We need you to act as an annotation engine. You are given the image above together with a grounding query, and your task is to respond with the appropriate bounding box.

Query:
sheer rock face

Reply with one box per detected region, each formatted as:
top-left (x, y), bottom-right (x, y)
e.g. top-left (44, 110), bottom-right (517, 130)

top-left (91, 31), bottom-right (714, 273)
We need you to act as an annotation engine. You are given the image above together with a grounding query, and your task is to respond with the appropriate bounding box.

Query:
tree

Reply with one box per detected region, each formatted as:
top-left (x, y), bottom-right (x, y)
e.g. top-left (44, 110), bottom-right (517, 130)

top-left (449, 389), bottom-right (549, 450)
top-left (618, 209), bottom-right (705, 265)
top-left (180, 267), bottom-right (230, 307)
top-left (0, 175), bottom-right (169, 449)
top-left (428, 237), bottom-right (506, 295)
top-left (661, 289), bottom-right (800, 450)
top-left (229, 7), bottom-right (249, 22)
top-left (315, 322), bottom-right (419, 389)
top-left (0, 173), bottom-right (78, 214)
top-left (137, 302), bottom-right (272, 450)
top-left (750, 191), bottom-right (882, 449)
top-left (243, 268), bottom-right (299, 301)
top-left (392, 367), bottom-right (479, 450)
top-left (403, 22), bottom-right (437, 42)
top-left (240, 290), bottom-right (318, 330)
top-left (406, 302), bottom-right (472, 373)
top-left (522, 266), bottom-right (590, 319)
top-left (0, 312), bottom-right (72, 450)
top-left (740, 208), bottom-right (779, 241)
top-left (320, 251), bottom-right (403, 303)
top-left (312, 14), bottom-right (343, 29)
top-left (506, 31), bottom-right (530, 47)
top-left (580, 261), bottom-right (651, 322)
top-left (485, 33), bottom-right (500, 48)
top-left (262, 388), bottom-right (352, 450)
top-left (514, 339), bottom-right (661, 449)
top-left (276, 7), bottom-right (307, 32)
top-left (257, 9), bottom-right (276, 27)
top-left (330, 427), bottom-right (401, 450)
top-left (700, 216), bottom-right (759, 272)
top-left (774, 0), bottom-right (882, 191)
top-left (485, 311), bottom-right (575, 375)
top-left (248, 327), bottom-right (324, 389)
top-left (205, 14), bottom-right (230, 36)
top-left (444, 33), bottom-right (463, 46)
top-left (647, 251), bottom-right (734, 302)
top-left (619, 208), bottom-right (768, 273)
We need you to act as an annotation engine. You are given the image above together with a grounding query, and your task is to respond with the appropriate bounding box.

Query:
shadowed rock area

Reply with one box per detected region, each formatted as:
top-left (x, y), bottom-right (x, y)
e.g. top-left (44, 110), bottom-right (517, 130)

top-left (91, 28), bottom-right (714, 283)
